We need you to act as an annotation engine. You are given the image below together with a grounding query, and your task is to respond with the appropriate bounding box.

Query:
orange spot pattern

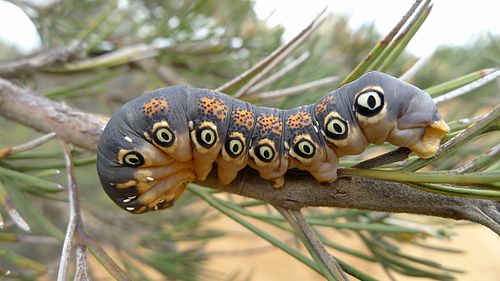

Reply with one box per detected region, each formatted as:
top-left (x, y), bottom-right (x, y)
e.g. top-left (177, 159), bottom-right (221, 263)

top-left (257, 114), bottom-right (282, 136)
top-left (286, 111), bottom-right (313, 129)
top-left (232, 108), bottom-right (254, 130)
top-left (142, 98), bottom-right (168, 117)
top-left (315, 95), bottom-right (335, 115)
top-left (199, 97), bottom-right (228, 121)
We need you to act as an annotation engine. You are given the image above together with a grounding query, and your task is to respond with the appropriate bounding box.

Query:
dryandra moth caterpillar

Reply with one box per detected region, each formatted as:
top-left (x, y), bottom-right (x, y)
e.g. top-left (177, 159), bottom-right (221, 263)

top-left (97, 71), bottom-right (450, 213)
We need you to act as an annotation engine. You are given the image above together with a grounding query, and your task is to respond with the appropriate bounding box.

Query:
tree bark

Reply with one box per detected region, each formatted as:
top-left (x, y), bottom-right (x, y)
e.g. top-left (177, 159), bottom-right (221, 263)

top-left (1, 78), bottom-right (499, 235)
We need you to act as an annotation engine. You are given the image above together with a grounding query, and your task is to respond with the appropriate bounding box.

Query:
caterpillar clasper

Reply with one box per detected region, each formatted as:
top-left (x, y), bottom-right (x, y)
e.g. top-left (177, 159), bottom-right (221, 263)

top-left (97, 71), bottom-right (450, 213)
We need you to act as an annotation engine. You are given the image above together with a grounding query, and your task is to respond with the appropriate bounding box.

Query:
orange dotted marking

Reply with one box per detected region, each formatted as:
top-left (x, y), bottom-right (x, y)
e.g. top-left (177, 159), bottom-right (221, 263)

top-left (257, 114), bottom-right (282, 136)
top-left (199, 97), bottom-right (228, 121)
top-left (315, 95), bottom-right (335, 115)
top-left (142, 98), bottom-right (168, 117)
top-left (286, 111), bottom-right (313, 129)
top-left (232, 108), bottom-right (254, 130)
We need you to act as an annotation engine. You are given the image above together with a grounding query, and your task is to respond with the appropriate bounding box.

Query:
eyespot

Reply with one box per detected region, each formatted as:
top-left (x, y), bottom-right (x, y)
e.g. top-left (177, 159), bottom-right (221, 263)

top-left (255, 143), bottom-right (275, 162)
top-left (354, 89), bottom-right (384, 117)
top-left (196, 126), bottom-right (217, 148)
top-left (225, 137), bottom-right (244, 158)
top-left (294, 138), bottom-right (316, 159)
top-left (123, 151), bottom-right (145, 167)
top-left (324, 117), bottom-right (348, 140)
top-left (152, 127), bottom-right (175, 147)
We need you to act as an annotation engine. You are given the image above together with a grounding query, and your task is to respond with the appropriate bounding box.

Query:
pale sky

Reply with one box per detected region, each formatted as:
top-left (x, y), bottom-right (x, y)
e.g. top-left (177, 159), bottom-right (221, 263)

top-left (254, 0), bottom-right (500, 56)
top-left (0, 0), bottom-right (499, 56)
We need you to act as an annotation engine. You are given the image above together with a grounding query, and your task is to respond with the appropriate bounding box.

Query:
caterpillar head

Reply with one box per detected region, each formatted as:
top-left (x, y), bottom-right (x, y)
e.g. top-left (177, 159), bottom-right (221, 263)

top-left (97, 87), bottom-right (195, 214)
top-left (351, 71), bottom-right (449, 157)
top-left (315, 71), bottom-right (449, 158)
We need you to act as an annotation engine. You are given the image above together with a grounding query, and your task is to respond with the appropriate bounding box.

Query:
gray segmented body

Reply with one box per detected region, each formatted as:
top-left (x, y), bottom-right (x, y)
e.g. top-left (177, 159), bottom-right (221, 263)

top-left (97, 71), bottom-right (450, 213)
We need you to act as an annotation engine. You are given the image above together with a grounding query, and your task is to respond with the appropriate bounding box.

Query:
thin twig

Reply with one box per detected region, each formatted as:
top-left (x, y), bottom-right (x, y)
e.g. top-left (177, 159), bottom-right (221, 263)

top-left (74, 245), bottom-right (91, 281)
top-left (0, 132), bottom-right (57, 158)
top-left (232, 10), bottom-right (326, 98)
top-left (0, 41), bottom-right (83, 78)
top-left (41, 43), bottom-right (161, 73)
top-left (248, 52), bottom-right (310, 93)
top-left (57, 142), bottom-right (80, 281)
top-left (399, 53), bottom-right (433, 82)
top-left (274, 205), bottom-right (348, 281)
top-left (338, 168), bottom-right (499, 186)
top-left (135, 59), bottom-right (191, 85)
top-left (352, 147), bottom-right (411, 169)
top-left (291, 209), bottom-right (350, 281)
top-left (81, 232), bottom-right (133, 281)
top-left (433, 69), bottom-right (499, 105)
top-left (377, 0), bottom-right (432, 72)
top-left (255, 76), bottom-right (339, 100)
top-left (0, 181), bottom-right (31, 232)
top-left (338, 0), bottom-right (423, 86)
top-left (216, 9), bottom-right (326, 94)
top-left (452, 144), bottom-right (500, 173)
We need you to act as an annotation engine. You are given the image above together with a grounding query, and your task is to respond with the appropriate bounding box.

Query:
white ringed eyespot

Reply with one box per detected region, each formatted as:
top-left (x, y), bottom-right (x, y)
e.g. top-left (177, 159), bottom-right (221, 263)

top-left (354, 88), bottom-right (384, 117)
top-left (153, 127), bottom-right (175, 147)
top-left (123, 151), bottom-right (145, 167)
top-left (294, 138), bottom-right (316, 159)
top-left (196, 126), bottom-right (217, 148)
top-left (225, 137), bottom-right (245, 158)
top-left (324, 116), bottom-right (348, 140)
top-left (255, 143), bottom-right (275, 162)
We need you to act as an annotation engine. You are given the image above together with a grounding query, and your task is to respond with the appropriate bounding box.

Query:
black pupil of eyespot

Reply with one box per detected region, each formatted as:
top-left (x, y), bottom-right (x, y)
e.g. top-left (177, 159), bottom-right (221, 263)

top-left (303, 144), bottom-right (311, 154)
top-left (333, 123), bottom-right (342, 133)
top-left (204, 132), bottom-right (212, 142)
top-left (160, 131), bottom-right (170, 141)
top-left (368, 95), bottom-right (376, 108)
top-left (231, 143), bottom-right (239, 153)
top-left (263, 149), bottom-right (270, 158)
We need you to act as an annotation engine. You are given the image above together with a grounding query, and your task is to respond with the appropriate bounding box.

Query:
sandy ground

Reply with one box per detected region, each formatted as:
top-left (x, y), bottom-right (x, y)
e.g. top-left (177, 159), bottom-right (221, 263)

top-left (87, 208), bottom-right (500, 281)
top-left (201, 214), bottom-right (500, 281)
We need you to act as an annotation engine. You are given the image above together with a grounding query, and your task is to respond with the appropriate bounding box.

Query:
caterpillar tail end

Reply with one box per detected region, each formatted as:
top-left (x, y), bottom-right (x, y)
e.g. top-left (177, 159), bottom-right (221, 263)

top-left (409, 119), bottom-right (450, 159)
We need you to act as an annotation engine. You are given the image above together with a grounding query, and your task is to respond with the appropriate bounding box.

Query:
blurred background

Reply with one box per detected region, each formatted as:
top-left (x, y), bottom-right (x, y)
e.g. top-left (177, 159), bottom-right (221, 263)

top-left (0, 0), bottom-right (499, 280)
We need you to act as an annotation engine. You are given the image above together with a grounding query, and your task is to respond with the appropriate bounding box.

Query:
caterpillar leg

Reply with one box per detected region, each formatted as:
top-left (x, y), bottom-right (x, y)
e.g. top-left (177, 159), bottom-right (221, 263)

top-left (247, 139), bottom-right (289, 188)
top-left (111, 162), bottom-right (195, 214)
top-left (290, 143), bottom-right (339, 183)
top-left (192, 152), bottom-right (217, 180)
top-left (124, 169), bottom-right (194, 213)
top-left (216, 154), bottom-right (248, 186)
top-left (247, 158), bottom-right (288, 188)
top-left (309, 147), bottom-right (339, 183)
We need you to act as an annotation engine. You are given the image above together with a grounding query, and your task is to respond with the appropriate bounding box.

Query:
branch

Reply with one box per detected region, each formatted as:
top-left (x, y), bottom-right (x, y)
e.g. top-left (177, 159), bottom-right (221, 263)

top-left (1, 78), bottom-right (499, 235)
top-left (0, 42), bottom-right (83, 78)
top-left (0, 78), bottom-right (107, 152)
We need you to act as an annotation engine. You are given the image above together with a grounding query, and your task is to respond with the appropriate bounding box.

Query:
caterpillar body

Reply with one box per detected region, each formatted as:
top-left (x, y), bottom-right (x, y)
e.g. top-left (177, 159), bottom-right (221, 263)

top-left (97, 71), bottom-right (450, 214)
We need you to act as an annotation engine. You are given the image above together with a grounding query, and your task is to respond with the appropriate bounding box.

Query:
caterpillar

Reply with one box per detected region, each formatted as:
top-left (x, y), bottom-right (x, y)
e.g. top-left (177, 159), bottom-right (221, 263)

top-left (97, 71), bottom-right (450, 214)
